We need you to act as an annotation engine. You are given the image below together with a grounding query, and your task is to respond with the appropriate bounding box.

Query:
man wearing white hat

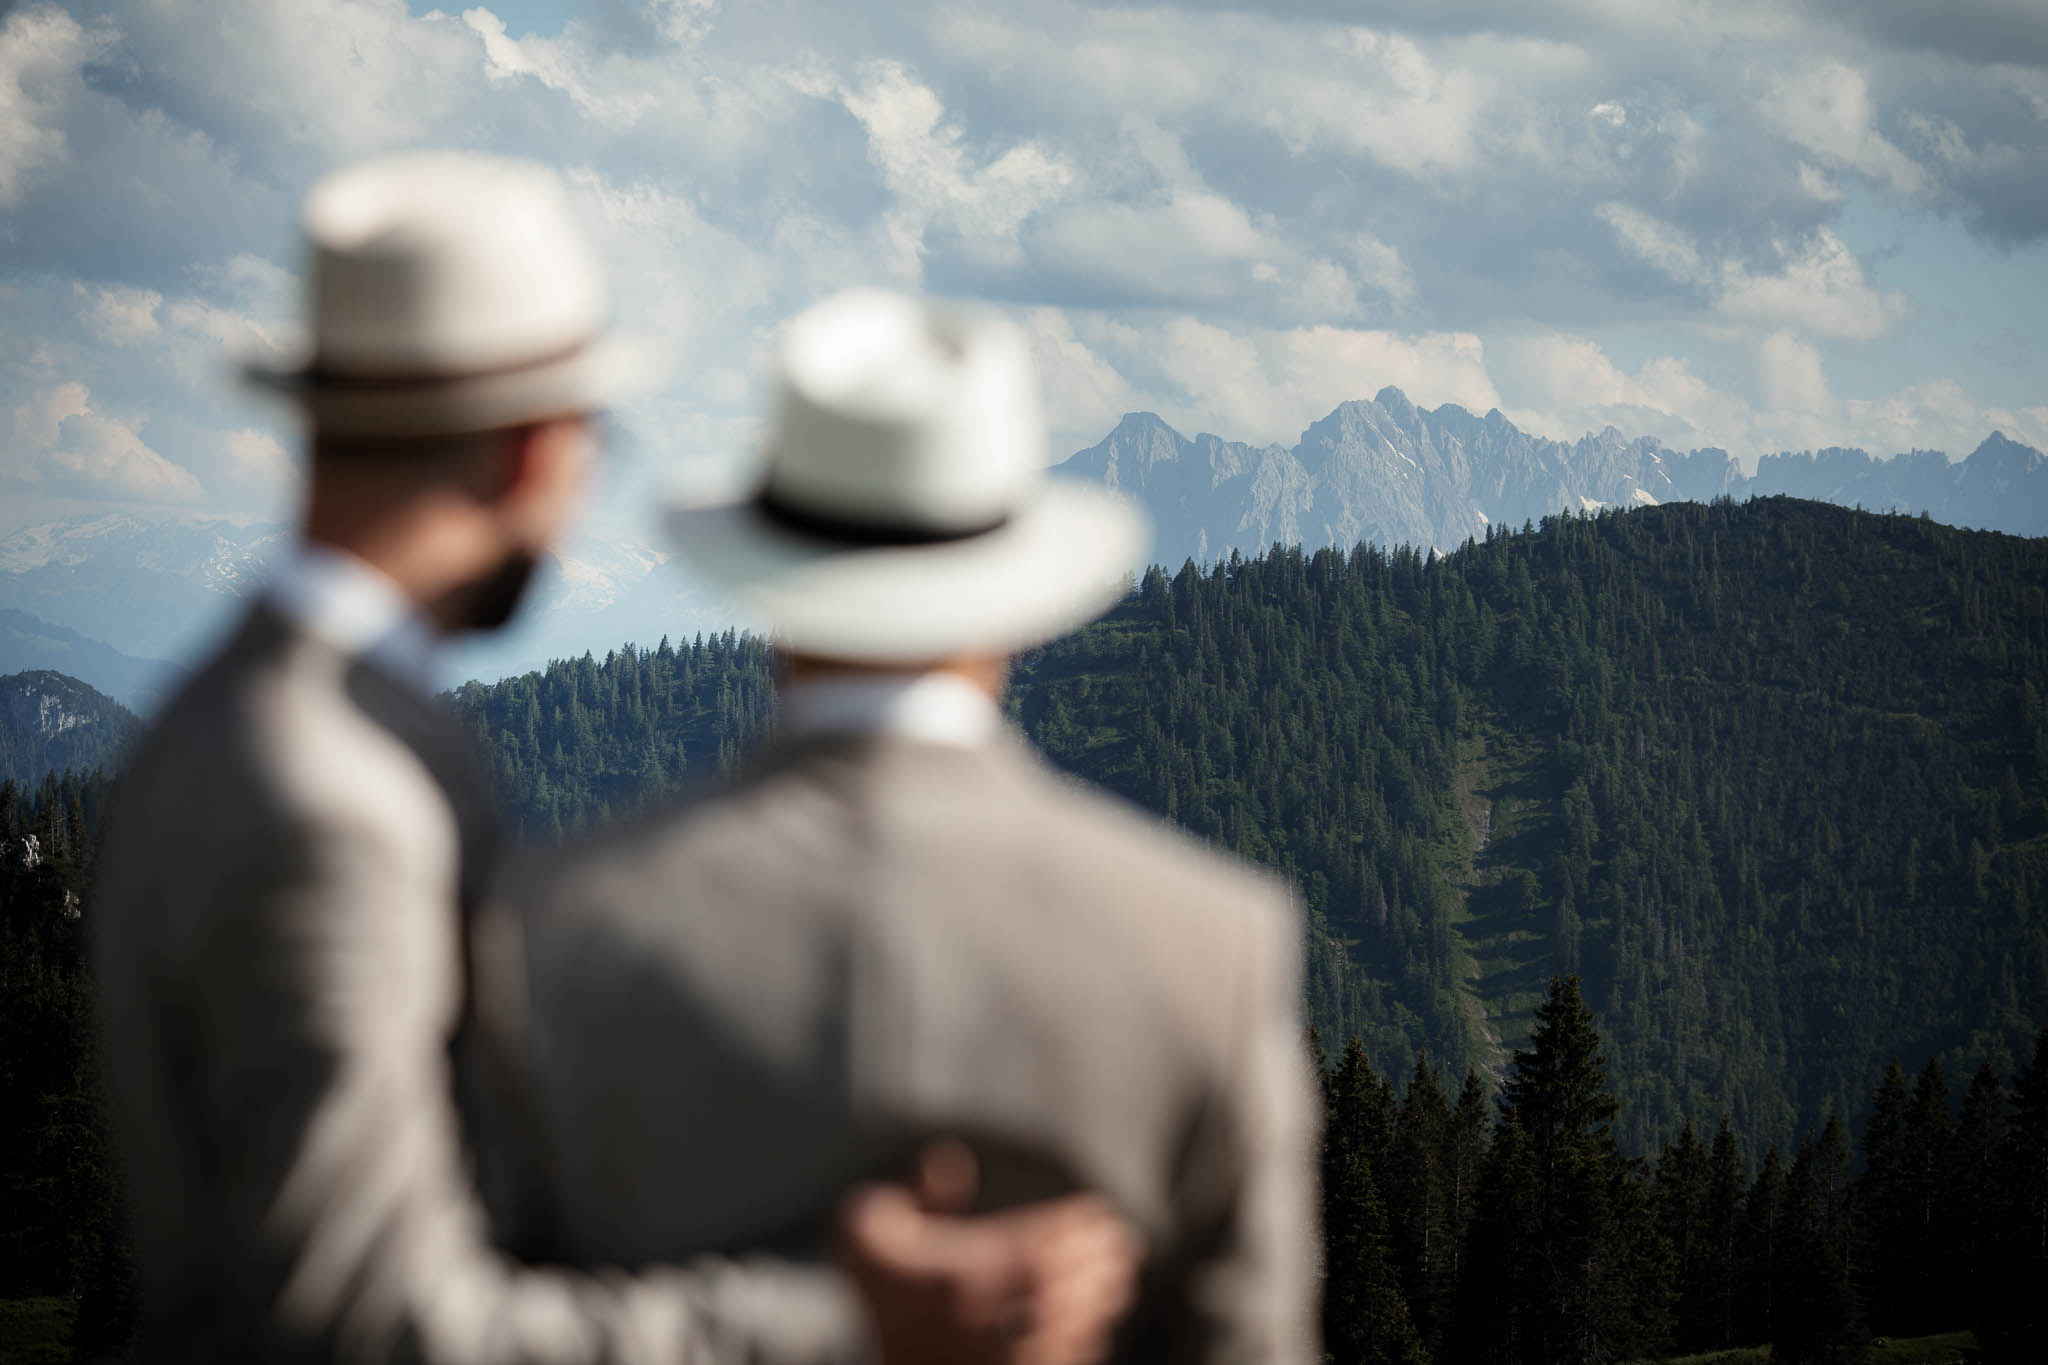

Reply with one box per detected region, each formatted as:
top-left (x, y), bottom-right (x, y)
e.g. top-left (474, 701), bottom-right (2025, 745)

top-left (93, 158), bottom-right (1132, 1365)
top-left (472, 289), bottom-right (1319, 1362)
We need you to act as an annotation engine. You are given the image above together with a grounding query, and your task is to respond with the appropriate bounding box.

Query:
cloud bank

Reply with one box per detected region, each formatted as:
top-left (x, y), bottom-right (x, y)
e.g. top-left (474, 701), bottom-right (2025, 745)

top-left (0, 0), bottom-right (2041, 535)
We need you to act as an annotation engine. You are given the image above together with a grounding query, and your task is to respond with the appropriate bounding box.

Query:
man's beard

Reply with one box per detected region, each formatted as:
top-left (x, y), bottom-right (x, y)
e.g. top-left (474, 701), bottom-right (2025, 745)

top-left (438, 549), bottom-right (542, 633)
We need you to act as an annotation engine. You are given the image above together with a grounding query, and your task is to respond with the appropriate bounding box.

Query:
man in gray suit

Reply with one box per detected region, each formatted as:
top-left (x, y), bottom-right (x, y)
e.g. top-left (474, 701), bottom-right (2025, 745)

top-left (469, 289), bottom-right (1319, 1363)
top-left (93, 158), bottom-right (1132, 1365)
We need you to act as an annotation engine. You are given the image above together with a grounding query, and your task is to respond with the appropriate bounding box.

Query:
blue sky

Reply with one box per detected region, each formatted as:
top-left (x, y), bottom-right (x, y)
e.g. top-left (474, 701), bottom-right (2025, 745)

top-left (2, 0), bottom-right (2044, 544)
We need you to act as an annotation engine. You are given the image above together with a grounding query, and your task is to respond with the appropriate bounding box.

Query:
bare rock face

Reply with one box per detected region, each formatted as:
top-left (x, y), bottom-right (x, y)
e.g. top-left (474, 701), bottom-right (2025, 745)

top-left (1, 671), bottom-right (139, 786)
top-left (6, 833), bottom-right (41, 872)
top-left (1055, 392), bottom-right (2042, 567)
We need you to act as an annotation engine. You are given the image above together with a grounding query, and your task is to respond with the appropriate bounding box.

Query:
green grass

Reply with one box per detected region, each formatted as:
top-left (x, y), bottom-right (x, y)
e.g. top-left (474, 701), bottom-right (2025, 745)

top-left (1444, 717), bottom-right (1557, 1069)
top-left (1653, 1330), bottom-right (1977, 1364)
top-left (1866, 1331), bottom-right (1976, 1364)
top-left (0, 1296), bottom-right (75, 1365)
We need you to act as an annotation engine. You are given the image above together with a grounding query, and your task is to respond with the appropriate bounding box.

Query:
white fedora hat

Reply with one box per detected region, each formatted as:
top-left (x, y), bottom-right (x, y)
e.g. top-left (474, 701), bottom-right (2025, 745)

top-left (246, 152), bottom-right (656, 438)
top-left (666, 289), bottom-right (1149, 663)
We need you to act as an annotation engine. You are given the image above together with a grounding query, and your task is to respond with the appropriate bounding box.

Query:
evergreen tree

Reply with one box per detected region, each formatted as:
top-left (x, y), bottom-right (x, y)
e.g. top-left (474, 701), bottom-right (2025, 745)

top-left (1655, 1120), bottom-right (1713, 1352)
top-left (1949, 1062), bottom-right (2007, 1349)
top-left (1321, 1038), bottom-right (1426, 1364)
top-left (1700, 1116), bottom-right (1746, 1351)
top-left (1773, 1132), bottom-right (1863, 1363)
top-left (1978, 1028), bottom-right (2048, 1361)
top-left (1479, 976), bottom-right (1668, 1363)
top-left (1388, 1053), bottom-right (1453, 1350)
top-left (1739, 1145), bottom-right (1787, 1346)
top-left (1446, 1114), bottom-right (1538, 1365)
top-left (1856, 1061), bottom-right (1909, 1324)
top-left (1891, 1058), bottom-right (1952, 1334)
top-left (1441, 1067), bottom-right (1491, 1327)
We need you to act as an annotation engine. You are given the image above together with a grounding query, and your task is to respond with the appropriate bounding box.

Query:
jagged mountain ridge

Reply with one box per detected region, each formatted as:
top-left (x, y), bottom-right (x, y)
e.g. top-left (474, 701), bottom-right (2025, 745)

top-left (1055, 387), bottom-right (2046, 565)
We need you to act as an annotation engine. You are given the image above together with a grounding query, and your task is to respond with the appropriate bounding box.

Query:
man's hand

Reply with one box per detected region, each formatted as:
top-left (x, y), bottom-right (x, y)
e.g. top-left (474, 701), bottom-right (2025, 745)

top-left (836, 1142), bottom-right (1138, 1365)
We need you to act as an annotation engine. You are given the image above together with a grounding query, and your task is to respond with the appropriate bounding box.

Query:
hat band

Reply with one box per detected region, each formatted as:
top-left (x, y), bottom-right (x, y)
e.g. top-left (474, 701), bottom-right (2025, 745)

top-left (755, 485), bottom-right (1011, 547)
top-left (300, 336), bottom-right (593, 390)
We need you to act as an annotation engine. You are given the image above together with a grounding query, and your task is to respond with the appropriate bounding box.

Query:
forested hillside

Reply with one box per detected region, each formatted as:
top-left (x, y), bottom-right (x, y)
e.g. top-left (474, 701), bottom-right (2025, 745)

top-left (0, 769), bottom-right (130, 1352)
top-left (452, 498), bottom-right (2048, 1156)
top-left (1015, 497), bottom-right (2048, 1153)
top-left (0, 672), bottom-right (137, 788)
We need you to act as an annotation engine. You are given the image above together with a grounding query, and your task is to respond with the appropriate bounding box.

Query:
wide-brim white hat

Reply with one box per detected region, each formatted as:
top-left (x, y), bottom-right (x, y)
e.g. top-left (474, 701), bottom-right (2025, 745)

top-left (666, 290), bottom-right (1149, 663)
top-left (246, 152), bottom-right (658, 438)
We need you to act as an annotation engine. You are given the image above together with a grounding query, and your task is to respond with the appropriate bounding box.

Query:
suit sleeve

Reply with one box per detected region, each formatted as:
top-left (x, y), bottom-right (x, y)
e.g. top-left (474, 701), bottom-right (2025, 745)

top-left (192, 784), bottom-right (869, 1365)
top-left (1175, 884), bottom-right (1321, 1365)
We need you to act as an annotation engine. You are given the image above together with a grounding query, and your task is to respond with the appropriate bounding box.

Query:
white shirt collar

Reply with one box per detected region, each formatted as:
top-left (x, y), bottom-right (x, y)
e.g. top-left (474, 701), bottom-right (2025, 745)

top-left (779, 670), bottom-right (1003, 748)
top-left (264, 543), bottom-right (439, 693)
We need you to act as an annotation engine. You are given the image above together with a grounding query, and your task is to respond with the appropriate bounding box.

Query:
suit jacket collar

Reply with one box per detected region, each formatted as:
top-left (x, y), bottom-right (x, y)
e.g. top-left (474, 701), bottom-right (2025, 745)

top-left (778, 670), bottom-right (1003, 749)
top-left (263, 543), bottom-right (439, 694)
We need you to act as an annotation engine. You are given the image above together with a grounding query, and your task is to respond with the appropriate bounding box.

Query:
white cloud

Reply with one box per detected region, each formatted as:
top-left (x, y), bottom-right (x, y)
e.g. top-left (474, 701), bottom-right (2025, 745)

top-left (1758, 330), bottom-right (1833, 416)
top-left (0, 5), bottom-right (102, 207)
top-left (937, 10), bottom-right (1498, 178)
top-left (216, 426), bottom-right (293, 499)
top-left (1847, 380), bottom-right (2048, 459)
top-left (1492, 329), bottom-right (2041, 470)
top-left (1797, 162), bottom-right (1845, 203)
top-left (828, 60), bottom-right (1075, 278)
top-left (1595, 202), bottom-right (1708, 285)
top-left (1717, 228), bottom-right (1908, 341)
top-left (563, 168), bottom-right (778, 344)
top-left (124, 0), bottom-right (487, 157)
top-left (0, 0), bottom-right (2037, 550)
top-left (76, 284), bottom-right (163, 346)
top-left (1766, 62), bottom-right (1926, 198)
top-left (191, 253), bottom-right (297, 318)
top-left (465, 8), bottom-right (663, 127)
top-left (7, 380), bottom-right (204, 502)
top-left (162, 299), bottom-right (288, 368)
top-left (1019, 307), bottom-right (1135, 452)
top-left (1256, 28), bottom-right (1492, 175)
top-left (1494, 331), bottom-right (1753, 453)
top-left (1599, 207), bottom-right (1908, 341)
top-left (1149, 317), bottom-right (1500, 446)
top-left (1353, 235), bottom-right (1417, 303)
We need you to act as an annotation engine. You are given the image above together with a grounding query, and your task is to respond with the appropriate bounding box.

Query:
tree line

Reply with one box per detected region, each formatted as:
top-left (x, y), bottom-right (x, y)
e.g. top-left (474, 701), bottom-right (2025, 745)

top-left (449, 498), bottom-right (2048, 1159)
top-left (1009, 498), bottom-right (2048, 1155)
top-left (0, 769), bottom-right (131, 1352)
top-left (1319, 974), bottom-right (2048, 1363)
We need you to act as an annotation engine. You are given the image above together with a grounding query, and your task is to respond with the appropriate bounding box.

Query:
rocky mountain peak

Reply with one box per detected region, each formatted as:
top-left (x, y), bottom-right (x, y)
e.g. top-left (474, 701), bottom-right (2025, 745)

top-left (1, 670), bottom-right (139, 786)
top-left (1053, 396), bottom-right (2047, 567)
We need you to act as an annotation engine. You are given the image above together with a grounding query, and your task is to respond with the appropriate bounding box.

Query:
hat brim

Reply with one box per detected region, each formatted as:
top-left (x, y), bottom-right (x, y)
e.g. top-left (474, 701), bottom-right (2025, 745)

top-left (665, 482), bottom-right (1149, 663)
top-left (243, 333), bottom-right (663, 437)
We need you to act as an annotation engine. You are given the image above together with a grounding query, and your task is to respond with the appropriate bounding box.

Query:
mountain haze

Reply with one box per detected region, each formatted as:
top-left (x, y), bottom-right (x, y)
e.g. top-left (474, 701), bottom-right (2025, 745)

top-left (1057, 389), bottom-right (2048, 566)
top-left (0, 514), bottom-right (726, 689)
top-left (0, 611), bottom-right (174, 712)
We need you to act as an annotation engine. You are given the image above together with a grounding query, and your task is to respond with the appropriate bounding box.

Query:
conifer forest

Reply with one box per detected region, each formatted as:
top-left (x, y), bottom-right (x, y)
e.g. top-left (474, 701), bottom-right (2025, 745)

top-left (4, 496), bottom-right (2045, 1359)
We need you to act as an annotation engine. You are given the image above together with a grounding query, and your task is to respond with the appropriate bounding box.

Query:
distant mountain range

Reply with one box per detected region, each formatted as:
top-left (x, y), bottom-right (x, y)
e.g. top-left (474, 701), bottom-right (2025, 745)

top-left (0, 670), bottom-right (138, 787)
top-left (0, 513), bottom-right (287, 665)
top-left (0, 610), bottom-right (175, 712)
top-left (1054, 388), bottom-right (2048, 566)
top-left (5, 400), bottom-right (2040, 694)
top-left (0, 513), bottom-right (727, 706)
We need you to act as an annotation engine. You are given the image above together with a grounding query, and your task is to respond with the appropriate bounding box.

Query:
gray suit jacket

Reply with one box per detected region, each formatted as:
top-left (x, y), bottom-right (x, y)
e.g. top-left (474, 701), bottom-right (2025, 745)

top-left (92, 605), bottom-right (861, 1365)
top-left (472, 731), bottom-right (1319, 1364)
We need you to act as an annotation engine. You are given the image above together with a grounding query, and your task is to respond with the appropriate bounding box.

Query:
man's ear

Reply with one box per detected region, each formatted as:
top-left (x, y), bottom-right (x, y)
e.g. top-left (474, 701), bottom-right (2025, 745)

top-left (488, 424), bottom-right (547, 503)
